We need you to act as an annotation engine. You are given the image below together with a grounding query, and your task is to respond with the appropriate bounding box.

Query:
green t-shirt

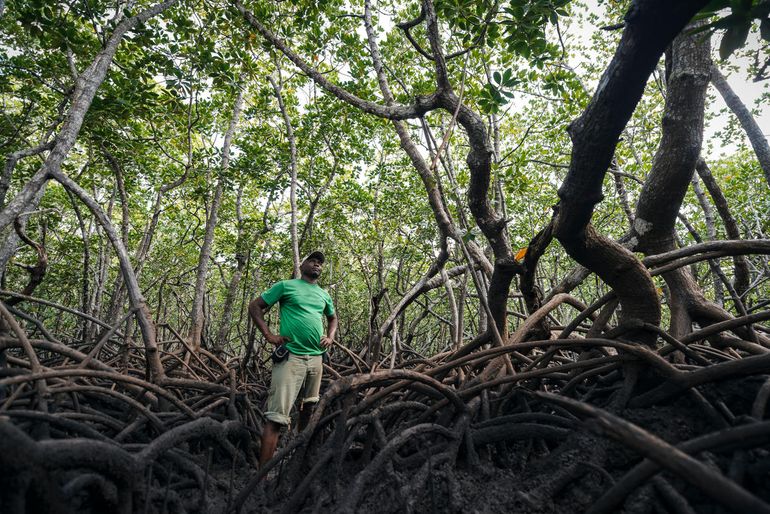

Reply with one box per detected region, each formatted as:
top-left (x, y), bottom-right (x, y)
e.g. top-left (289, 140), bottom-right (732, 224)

top-left (261, 279), bottom-right (335, 355)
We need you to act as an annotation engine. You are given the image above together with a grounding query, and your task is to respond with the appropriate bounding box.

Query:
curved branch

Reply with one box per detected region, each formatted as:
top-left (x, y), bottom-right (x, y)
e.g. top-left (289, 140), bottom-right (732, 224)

top-left (642, 239), bottom-right (770, 268)
top-left (0, 0), bottom-right (181, 232)
top-left (552, 0), bottom-right (707, 341)
top-left (6, 218), bottom-right (47, 303)
top-left (537, 393), bottom-right (770, 514)
top-left (710, 65), bottom-right (770, 186)
top-left (234, 0), bottom-right (440, 121)
top-left (589, 420), bottom-right (770, 514)
top-left (556, 0), bottom-right (707, 232)
top-left (695, 158), bottom-right (751, 295)
top-left (49, 169), bottom-right (164, 381)
top-left (0, 141), bottom-right (54, 208)
top-left (631, 349), bottom-right (770, 407)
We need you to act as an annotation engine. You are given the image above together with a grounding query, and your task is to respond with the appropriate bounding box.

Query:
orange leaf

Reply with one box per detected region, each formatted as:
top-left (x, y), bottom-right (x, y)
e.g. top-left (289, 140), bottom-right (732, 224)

top-left (515, 247), bottom-right (528, 261)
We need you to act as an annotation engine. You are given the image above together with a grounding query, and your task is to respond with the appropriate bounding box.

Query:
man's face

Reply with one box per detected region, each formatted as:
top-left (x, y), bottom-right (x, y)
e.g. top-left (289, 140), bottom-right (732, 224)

top-left (301, 257), bottom-right (323, 279)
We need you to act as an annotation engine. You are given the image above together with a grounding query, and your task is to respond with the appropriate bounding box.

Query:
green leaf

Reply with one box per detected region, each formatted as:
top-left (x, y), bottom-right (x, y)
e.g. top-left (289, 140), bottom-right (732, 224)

top-left (503, 77), bottom-right (519, 87)
top-left (493, 71), bottom-right (501, 84)
top-left (548, 11), bottom-right (558, 25)
top-left (719, 22), bottom-right (750, 59)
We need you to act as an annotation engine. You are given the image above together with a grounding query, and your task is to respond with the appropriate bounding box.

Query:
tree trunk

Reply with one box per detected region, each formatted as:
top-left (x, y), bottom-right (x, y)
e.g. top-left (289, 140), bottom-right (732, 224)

top-left (696, 158), bottom-right (751, 296)
top-left (187, 179), bottom-right (223, 351)
top-left (215, 185), bottom-right (247, 353)
top-left (632, 24), bottom-right (711, 338)
top-left (442, 268), bottom-right (460, 349)
top-left (269, 73), bottom-right (301, 278)
top-left (362, 0), bottom-right (455, 358)
top-left (420, 0), bottom-right (521, 339)
top-left (67, 189), bottom-right (92, 342)
top-left (88, 214), bottom-right (110, 342)
top-left (0, 0), bottom-right (180, 233)
top-left (710, 65), bottom-right (770, 187)
top-left (50, 169), bottom-right (164, 380)
top-left (188, 86), bottom-right (244, 353)
top-left (298, 139), bottom-right (337, 251)
top-left (102, 148), bottom-right (132, 326)
top-left (690, 174), bottom-right (724, 305)
top-left (612, 159), bottom-right (635, 228)
top-left (554, 0), bottom-right (707, 343)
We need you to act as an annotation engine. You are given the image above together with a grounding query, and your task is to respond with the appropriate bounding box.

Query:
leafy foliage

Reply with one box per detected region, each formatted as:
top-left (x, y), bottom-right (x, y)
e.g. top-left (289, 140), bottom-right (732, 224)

top-left (0, 0), bottom-right (767, 356)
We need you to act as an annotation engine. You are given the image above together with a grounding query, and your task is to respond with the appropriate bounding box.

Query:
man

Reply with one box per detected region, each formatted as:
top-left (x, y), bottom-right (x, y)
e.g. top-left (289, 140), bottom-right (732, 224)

top-left (248, 251), bottom-right (337, 467)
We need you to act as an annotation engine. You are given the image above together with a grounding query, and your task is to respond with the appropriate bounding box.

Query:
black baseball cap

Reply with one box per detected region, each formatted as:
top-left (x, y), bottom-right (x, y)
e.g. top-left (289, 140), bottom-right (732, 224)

top-left (302, 251), bottom-right (325, 263)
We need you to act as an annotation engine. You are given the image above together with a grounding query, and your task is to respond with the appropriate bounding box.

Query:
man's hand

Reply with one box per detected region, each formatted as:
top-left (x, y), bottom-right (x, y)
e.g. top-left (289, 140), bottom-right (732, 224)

top-left (323, 314), bottom-right (337, 350)
top-left (250, 297), bottom-right (287, 347)
top-left (266, 333), bottom-right (289, 346)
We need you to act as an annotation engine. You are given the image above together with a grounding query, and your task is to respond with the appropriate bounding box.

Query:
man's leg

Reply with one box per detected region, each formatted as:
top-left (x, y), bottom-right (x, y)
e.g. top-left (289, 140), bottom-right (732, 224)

top-left (298, 402), bottom-right (314, 432)
top-left (297, 355), bottom-right (323, 433)
top-left (259, 420), bottom-right (282, 468)
top-left (261, 354), bottom-right (305, 468)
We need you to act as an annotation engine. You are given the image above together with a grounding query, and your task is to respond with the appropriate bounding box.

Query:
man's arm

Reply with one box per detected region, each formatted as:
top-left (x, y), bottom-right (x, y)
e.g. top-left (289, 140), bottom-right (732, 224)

top-left (320, 313), bottom-right (338, 349)
top-left (248, 296), bottom-right (288, 346)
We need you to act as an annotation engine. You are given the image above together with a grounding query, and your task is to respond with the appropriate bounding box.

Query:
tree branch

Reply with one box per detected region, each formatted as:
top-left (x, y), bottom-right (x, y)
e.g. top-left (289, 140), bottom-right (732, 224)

top-left (234, 0), bottom-right (440, 121)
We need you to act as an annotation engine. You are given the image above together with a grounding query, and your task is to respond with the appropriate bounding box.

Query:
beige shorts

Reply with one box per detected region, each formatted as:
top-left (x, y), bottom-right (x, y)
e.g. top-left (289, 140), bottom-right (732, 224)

top-left (265, 353), bottom-right (323, 425)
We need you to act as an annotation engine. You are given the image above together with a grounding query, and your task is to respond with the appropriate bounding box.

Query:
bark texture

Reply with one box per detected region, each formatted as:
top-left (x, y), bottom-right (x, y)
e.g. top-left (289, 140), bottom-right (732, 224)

top-left (696, 158), bottom-right (751, 297)
top-left (710, 65), bottom-right (770, 187)
top-left (554, 0), bottom-right (708, 342)
top-left (632, 23), bottom-right (712, 338)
